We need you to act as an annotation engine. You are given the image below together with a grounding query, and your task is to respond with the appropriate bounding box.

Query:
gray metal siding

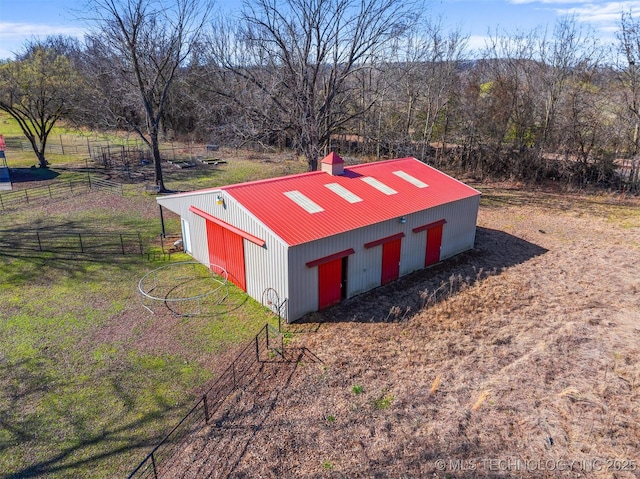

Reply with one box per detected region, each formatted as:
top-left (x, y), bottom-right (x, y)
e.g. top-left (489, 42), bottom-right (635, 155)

top-left (158, 192), bottom-right (290, 315)
top-left (286, 195), bottom-right (480, 321)
top-left (159, 192), bottom-right (479, 323)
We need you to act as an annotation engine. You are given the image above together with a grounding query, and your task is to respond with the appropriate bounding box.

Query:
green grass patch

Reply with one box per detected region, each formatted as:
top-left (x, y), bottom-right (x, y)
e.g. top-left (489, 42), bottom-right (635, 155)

top-left (0, 175), bottom-right (279, 478)
top-left (0, 122), bottom-right (296, 476)
top-left (372, 392), bottom-right (394, 410)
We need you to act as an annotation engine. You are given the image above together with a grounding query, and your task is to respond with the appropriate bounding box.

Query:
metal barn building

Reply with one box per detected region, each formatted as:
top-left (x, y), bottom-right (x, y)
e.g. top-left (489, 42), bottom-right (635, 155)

top-left (156, 154), bottom-right (481, 322)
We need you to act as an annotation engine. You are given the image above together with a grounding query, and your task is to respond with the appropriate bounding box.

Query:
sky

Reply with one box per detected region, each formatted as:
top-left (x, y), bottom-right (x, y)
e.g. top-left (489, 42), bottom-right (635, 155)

top-left (0, 0), bottom-right (638, 60)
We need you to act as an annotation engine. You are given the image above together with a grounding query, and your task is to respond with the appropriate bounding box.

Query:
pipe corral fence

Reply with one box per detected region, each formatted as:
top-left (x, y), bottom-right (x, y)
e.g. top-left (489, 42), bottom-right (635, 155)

top-left (127, 322), bottom-right (284, 479)
top-left (138, 262), bottom-right (229, 316)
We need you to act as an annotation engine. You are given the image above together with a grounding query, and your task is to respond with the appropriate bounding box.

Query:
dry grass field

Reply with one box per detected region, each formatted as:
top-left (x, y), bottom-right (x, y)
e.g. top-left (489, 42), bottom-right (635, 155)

top-left (168, 184), bottom-right (640, 479)
top-left (1, 114), bottom-right (638, 478)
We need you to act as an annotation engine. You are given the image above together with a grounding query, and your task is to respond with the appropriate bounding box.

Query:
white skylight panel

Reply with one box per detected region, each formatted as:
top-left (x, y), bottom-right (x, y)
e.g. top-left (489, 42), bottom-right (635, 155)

top-left (283, 190), bottom-right (324, 213)
top-left (324, 183), bottom-right (363, 203)
top-left (393, 170), bottom-right (429, 188)
top-left (361, 176), bottom-right (397, 195)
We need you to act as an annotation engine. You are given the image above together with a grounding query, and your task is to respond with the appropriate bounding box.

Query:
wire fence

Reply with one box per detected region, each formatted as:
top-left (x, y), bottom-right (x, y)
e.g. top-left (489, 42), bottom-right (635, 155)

top-left (0, 230), bottom-right (144, 256)
top-left (0, 175), bottom-right (123, 211)
top-left (4, 135), bottom-right (149, 158)
top-left (127, 323), bottom-right (283, 479)
top-left (3, 135), bottom-right (221, 167)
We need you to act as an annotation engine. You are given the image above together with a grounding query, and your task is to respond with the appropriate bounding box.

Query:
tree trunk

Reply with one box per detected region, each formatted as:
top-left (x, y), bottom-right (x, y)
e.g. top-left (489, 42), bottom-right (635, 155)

top-left (151, 132), bottom-right (166, 192)
top-left (28, 134), bottom-right (48, 168)
top-left (36, 150), bottom-right (48, 168)
top-left (304, 142), bottom-right (319, 171)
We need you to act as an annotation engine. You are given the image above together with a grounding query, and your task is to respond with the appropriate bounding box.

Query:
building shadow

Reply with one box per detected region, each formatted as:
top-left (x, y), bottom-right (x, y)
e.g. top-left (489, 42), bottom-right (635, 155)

top-left (7, 167), bottom-right (60, 183)
top-left (296, 227), bottom-right (548, 324)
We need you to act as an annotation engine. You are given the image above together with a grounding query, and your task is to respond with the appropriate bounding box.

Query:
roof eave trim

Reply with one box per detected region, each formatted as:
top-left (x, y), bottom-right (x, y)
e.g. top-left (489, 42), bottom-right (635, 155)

top-left (412, 219), bottom-right (447, 233)
top-left (364, 232), bottom-right (406, 249)
top-left (306, 248), bottom-right (355, 268)
top-left (189, 206), bottom-right (266, 247)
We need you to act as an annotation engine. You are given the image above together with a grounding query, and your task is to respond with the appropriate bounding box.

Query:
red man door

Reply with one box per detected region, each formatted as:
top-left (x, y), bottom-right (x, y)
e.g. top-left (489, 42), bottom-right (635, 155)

top-left (318, 258), bottom-right (343, 309)
top-left (425, 224), bottom-right (443, 266)
top-left (381, 237), bottom-right (402, 285)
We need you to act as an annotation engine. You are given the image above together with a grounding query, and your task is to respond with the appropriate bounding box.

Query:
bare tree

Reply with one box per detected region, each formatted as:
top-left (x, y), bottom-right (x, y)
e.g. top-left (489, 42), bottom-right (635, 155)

top-left (362, 20), bottom-right (466, 162)
top-left (395, 20), bottom-right (466, 162)
top-left (85, 0), bottom-right (212, 191)
top-left (0, 38), bottom-right (83, 168)
top-left (617, 11), bottom-right (640, 155)
top-left (535, 17), bottom-right (601, 155)
top-left (207, 0), bottom-right (419, 171)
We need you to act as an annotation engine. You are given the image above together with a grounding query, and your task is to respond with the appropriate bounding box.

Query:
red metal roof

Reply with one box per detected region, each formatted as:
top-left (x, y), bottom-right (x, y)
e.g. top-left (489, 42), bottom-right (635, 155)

top-left (222, 157), bottom-right (480, 245)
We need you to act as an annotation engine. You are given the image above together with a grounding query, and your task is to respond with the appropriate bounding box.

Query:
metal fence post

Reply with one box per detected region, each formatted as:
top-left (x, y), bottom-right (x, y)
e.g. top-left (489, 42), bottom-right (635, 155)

top-left (203, 395), bottom-right (210, 423)
top-left (232, 362), bottom-right (236, 388)
top-left (255, 333), bottom-right (260, 362)
top-left (265, 323), bottom-right (269, 350)
top-left (78, 233), bottom-right (84, 253)
top-left (36, 232), bottom-right (42, 252)
top-left (120, 234), bottom-right (125, 254)
top-left (151, 452), bottom-right (158, 479)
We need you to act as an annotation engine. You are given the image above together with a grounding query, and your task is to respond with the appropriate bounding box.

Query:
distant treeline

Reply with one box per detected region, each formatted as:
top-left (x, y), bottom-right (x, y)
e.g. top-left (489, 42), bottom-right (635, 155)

top-left (3, 0), bottom-right (640, 192)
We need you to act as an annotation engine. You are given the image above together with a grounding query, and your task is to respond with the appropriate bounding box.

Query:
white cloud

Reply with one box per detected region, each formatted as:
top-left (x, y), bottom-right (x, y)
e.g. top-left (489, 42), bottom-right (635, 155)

top-left (0, 22), bottom-right (86, 40)
top-left (467, 35), bottom-right (491, 54)
top-left (557, 2), bottom-right (640, 25)
top-left (0, 22), bottom-right (86, 59)
top-left (506, 1), bottom-right (640, 35)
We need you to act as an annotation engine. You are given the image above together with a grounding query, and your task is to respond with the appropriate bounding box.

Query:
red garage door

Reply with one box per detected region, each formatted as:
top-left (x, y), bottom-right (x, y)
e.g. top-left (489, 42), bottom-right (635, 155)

top-left (206, 220), bottom-right (246, 291)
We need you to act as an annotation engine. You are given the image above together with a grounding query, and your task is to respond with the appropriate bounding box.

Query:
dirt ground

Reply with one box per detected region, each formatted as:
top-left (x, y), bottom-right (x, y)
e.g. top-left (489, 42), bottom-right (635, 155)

top-left (159, 184), bottom-right (640, 479)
